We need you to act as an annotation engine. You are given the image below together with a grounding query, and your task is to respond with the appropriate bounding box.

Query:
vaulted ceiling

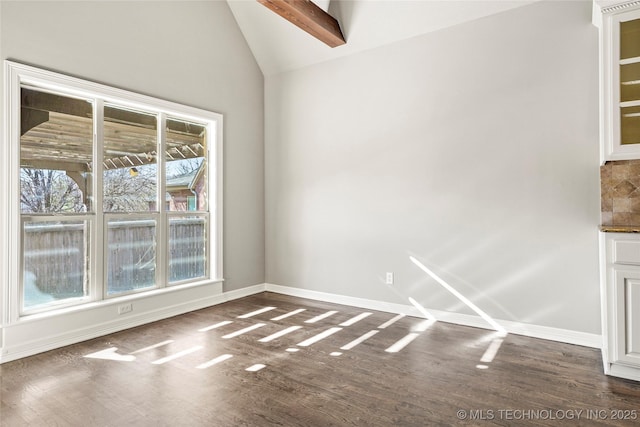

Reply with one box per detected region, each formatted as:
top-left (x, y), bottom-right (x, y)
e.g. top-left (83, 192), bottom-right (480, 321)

top-left (226, 0), bottom-right (538, 76)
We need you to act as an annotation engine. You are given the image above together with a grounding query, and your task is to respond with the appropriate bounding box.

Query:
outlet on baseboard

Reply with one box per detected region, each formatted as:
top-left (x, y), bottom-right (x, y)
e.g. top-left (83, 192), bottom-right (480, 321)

top-left (117, 303), bottom-right (133, 315)
top-left (385, 272), bottom-right (394, 285)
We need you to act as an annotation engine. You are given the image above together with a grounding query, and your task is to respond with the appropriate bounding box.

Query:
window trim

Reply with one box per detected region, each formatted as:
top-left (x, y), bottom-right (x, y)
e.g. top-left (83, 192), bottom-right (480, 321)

top-left (3, 61), bottom-right (223, 321)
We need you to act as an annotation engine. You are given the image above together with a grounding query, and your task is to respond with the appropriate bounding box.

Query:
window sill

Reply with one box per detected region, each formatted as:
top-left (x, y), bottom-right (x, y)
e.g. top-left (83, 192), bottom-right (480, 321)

top-left (15, 278), bottom-right (224, 324)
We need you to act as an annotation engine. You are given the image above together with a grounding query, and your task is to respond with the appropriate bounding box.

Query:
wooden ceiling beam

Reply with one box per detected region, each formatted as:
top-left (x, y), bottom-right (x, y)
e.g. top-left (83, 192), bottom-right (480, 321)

top-left (257, 0), bottom-right (345, 48)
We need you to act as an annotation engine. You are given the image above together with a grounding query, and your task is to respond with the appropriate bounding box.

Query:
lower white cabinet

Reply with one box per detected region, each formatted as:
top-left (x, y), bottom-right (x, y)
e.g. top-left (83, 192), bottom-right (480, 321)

top-left (600, 232), bottom-right (640, 381)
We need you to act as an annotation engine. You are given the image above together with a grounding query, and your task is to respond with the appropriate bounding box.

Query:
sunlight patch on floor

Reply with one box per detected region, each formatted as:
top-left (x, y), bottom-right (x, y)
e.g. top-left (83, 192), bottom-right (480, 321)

top-left (197, 354), bottom-right (233, 369)
top-left (476, 337), bottom-right (505, 370)
top-left (305, 310), bottom-right (338, 324)
top-left (340, 330), bottom-right (379, 350)
top-left (81, 304), bottom-right (446, 370)
top-left (246, 364), bottom-right (266, 372)
top-left (259, 326), bottom-right (303, 343)
top-left (238, 307), bottom-right (277, 319)
top-left (378, 314), bottom-right (405, 329)
top-left (271, 308), bottom-right (306, 321)
top-left (131, 340), bottom-right (174, 354)
top-left (339, 312), bottom-right (372, 326)
top-left (297, 327), bottom-right (342, 347)
top-left (85, 347), bottom-right (136, 362)
top-left (385, 333), bottom-right (420, 353)
top-left (480, 338), bottom-right (504, 363)
top-left (151, 346), bottom-right (202, 365)
top-left (222, 323), bottom-right (266, 339)
top-left (412, 319), bottom-right (436, 333)
top-left (199, 320), bottom-right (233, 332)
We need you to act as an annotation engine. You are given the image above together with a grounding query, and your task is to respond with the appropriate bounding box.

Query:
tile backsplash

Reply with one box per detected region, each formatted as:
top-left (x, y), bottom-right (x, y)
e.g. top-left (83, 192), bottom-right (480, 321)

top-left (601, 159), bottom-right (640, 226)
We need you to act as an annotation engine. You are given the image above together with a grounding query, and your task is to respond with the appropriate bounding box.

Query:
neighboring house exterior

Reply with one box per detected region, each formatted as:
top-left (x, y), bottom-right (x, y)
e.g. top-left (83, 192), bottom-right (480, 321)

top-left (165, 163), bottom-right (206, 211)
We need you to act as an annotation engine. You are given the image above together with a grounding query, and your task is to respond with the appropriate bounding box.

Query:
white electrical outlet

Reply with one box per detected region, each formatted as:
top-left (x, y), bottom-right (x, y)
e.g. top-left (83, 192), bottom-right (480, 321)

top-left (385, 272), bottom-right (394, 285)
top-left (117, 303), bottom-right (133, 315)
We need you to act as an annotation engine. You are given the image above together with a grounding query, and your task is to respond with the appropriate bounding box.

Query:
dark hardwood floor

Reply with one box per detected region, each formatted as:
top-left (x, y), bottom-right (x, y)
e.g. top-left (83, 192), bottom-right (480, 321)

top-left (1, 292), bottom-right (640, 426)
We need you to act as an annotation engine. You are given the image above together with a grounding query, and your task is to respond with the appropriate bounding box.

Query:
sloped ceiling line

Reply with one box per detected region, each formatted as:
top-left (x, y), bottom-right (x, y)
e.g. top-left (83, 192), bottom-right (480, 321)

top-left (227, 0), bottom-right (538, 76)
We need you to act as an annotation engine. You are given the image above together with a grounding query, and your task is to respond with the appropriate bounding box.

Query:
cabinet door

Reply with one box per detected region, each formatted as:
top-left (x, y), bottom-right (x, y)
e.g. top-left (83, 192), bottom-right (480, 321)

top-left (618, 12), bottom-right (640, 146)
top-left (602, 8), bottom-right (640, 160)
top-left (611, 269), bottom-right (640, 365)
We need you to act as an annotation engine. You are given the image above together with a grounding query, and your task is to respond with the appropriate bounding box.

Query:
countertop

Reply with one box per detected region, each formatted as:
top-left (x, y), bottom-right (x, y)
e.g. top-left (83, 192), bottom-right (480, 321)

top-left (600, 225), bottom-right (640, 233)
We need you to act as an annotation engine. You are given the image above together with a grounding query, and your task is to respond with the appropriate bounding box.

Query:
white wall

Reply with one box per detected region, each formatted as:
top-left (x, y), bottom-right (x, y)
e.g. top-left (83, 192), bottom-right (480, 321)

top-left (0, 0), bottom-right (264, 292)
top-left (0, 0), bottom-right (264, 360)
top-left (265, 1), bottom-right (602, 334)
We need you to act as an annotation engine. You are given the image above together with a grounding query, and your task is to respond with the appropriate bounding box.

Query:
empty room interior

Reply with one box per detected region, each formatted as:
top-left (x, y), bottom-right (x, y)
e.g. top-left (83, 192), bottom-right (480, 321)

top-left (2, 0), bottom-right (640, 425)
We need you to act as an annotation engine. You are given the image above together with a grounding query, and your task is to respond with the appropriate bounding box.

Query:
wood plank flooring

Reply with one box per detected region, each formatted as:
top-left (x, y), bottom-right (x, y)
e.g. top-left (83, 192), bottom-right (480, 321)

top-left (2, 292), bottom-right (640, 426)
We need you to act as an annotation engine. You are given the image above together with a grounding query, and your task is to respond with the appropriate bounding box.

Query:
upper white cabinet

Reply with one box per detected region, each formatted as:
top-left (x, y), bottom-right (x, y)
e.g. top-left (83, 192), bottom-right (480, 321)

top-left (594, 1), bottom-right (640, 162)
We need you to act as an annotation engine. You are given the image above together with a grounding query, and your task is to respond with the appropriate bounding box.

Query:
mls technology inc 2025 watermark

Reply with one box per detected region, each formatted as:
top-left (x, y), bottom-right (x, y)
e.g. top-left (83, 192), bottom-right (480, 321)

top-left (456, 408), bottom-right (638, 422)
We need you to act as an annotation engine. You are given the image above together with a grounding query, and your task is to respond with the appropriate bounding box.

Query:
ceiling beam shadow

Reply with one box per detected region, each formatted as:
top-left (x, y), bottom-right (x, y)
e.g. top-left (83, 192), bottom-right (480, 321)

top-left (257, 0), bottom-right (346, 48)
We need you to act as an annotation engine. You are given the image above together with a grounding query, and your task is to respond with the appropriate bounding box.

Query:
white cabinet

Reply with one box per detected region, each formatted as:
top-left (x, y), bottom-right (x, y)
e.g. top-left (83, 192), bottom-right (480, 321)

top-left (600, 232), bottom-right (640, 381)
top-left (594, 1), bottom-right (640, 162)
top-left (596, 1), bottom-right (640, 381)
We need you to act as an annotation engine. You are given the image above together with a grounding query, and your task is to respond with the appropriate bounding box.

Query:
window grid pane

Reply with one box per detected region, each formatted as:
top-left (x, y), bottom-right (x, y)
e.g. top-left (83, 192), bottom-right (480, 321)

top-left (169, 215), bottom-right (207, 283)
top-left (103, 105), bottom-right (158, 213)
top-left (107, 218), bottom-right (157, 296)
top-left (20, 87), bottom-right (94, 214)
top-left (22, 220), bottom-right (89, 310)
top-left (165, 118), bottom-right (207, 212)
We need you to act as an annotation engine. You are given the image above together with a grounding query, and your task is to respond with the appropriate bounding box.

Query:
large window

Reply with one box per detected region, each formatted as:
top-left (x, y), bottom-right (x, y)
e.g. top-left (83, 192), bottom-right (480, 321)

top-left (5, 61), bottom-right (222, 316)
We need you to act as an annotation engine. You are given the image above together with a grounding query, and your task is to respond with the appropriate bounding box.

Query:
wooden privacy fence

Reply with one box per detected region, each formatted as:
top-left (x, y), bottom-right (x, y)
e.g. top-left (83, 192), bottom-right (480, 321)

top-left (23, 221), bottom-right (86, 300)
top-left (23, 218), bottom-right (206, 300)
top-left (168, 217), bottom-right (206, 283)
top-left (106, 220), bottom-right (157, 294)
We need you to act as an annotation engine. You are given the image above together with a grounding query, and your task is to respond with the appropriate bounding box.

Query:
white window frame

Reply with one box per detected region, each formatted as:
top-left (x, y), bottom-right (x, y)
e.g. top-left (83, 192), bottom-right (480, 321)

top-left (2, 61), bottom-right (223, 321)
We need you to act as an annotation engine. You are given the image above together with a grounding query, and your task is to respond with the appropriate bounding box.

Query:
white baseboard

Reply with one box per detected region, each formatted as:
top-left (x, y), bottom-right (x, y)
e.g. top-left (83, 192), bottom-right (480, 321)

top-left (264, 283), bottom-right (602, 349)
top-left (265, 283), bottom-right (423, 317)
top-left (220, 283), bottom-right (266, 301)
top-left (607, 363), bottom-right (640, 381)
top-left (0, 282), bottom-right (602, 364)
